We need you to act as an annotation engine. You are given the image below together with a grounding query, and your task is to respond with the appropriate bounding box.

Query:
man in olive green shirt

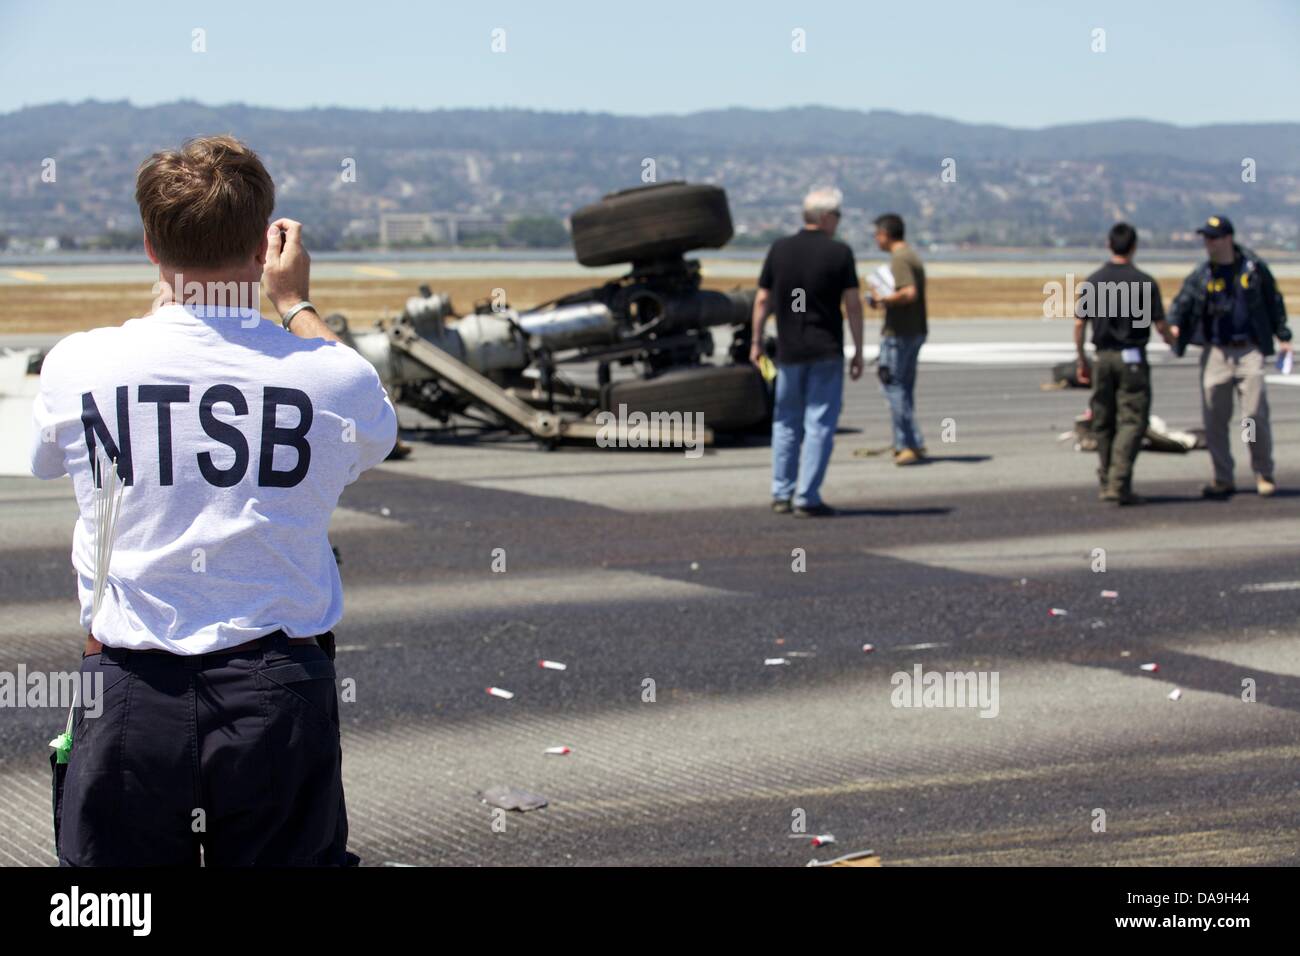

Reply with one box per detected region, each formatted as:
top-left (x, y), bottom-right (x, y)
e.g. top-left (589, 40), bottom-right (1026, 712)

top-left (866, 214), bottom-right (927, 465)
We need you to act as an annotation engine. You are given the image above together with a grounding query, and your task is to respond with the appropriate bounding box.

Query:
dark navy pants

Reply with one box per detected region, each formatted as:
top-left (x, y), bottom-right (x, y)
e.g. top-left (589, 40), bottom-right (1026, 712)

top-left (53, 632), bottom-right (352, 866)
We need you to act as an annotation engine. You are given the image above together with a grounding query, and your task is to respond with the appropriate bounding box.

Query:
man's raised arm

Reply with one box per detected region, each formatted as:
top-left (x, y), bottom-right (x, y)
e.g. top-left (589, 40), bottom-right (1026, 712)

top-left (262, 218), bottom-right (342, 344)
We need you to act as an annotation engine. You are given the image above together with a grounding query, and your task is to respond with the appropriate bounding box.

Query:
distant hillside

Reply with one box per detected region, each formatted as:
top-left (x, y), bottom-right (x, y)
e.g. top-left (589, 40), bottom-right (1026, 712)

top-left (2, 100), bottom-right (1297, 249)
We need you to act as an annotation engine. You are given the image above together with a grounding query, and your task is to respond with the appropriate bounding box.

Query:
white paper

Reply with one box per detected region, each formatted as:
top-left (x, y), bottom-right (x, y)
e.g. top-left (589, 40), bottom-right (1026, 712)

top-left (1277, 350), bottom-right (1294, 375)
top-left (866, 264), bottom-right (895, 298)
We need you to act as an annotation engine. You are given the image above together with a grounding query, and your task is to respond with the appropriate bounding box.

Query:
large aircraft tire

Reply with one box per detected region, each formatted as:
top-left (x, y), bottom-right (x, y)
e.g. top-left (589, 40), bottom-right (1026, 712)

top-left (602, 364), bottom-right (769, 432)
top-left (571, 182), bottom-right (734, 267)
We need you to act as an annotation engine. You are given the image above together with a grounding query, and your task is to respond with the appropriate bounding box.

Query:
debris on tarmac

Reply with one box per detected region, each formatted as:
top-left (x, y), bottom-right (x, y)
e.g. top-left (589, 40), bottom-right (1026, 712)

top-left (539, 659), bottom-right (567, 671)
top-left (480, 786), bottom-right (548, 811)
top-left (810, 834), bottom-right (836, 847)
top-left (1140, 663), bottom-right (1159, 673)
top-left (486, 686), bottom-right (515, 699)
top-left (1168, 688), bottom-right (1183, 701)
top-left (765, 657), bottom-right (790, 666)
top-left (806, 849), bottom-right (881, 867)
top-left (1101, 590), bottom-right (1119, 599)
top-left (1048, 608), bottom-right (1069, 617)
top-left (380, 506), bottom-right (392, 517)
top-left (544, 746), bottom-right (571, 756)
top-left (690, 561), bottom-right (700, 571)
top-left (862, 643), bottom-right (876, 653)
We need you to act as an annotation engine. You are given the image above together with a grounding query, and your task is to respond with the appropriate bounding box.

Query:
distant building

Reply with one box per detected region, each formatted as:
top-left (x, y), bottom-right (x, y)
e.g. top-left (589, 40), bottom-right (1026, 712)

top-left (380, 213), bottom-right (436, 246)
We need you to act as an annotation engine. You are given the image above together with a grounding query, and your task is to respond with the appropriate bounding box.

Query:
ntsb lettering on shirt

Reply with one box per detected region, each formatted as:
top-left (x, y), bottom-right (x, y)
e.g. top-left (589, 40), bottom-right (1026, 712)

top-left (28, 303), bottom-right (398, 654)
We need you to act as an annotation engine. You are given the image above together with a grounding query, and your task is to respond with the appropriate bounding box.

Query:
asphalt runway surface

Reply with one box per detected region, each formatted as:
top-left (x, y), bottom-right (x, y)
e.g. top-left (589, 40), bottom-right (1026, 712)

top-left (1, 332), bottom-right (1298, 866)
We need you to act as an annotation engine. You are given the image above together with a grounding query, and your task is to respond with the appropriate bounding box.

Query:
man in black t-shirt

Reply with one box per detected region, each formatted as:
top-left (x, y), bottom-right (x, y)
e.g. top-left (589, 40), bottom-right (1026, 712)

top-left (1073, 222), bottom-right (1174, 505)
top-left (750, 186), bottom-right (864, 517)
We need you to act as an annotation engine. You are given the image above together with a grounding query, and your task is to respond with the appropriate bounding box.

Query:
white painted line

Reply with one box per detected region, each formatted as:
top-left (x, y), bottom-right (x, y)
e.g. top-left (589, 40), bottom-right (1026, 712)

top-left (1239, 581), bottom-right (1300, 593)
top-left (841, 341), bottom-right (1178, 366)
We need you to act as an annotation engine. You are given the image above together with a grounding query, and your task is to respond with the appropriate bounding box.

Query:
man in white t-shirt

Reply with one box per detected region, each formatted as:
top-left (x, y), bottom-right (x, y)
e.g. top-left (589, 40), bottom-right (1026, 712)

top-left (30, 135), bottom-right (397, 866)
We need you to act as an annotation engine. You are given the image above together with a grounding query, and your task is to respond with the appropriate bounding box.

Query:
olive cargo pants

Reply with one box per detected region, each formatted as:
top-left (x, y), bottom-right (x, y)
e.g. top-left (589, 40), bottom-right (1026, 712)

top-left (1090, 349), bottom-right (1151, 494)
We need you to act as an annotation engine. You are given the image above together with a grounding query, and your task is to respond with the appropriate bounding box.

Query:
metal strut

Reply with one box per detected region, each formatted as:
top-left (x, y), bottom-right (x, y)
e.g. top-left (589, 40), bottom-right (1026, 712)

top-left (387, 322), bottom-right (713, 448)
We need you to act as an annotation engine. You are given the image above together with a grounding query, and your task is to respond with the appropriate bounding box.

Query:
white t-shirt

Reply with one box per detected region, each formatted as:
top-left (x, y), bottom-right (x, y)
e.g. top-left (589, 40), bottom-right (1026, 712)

top-left (29, 303), bottom-right (398, 654)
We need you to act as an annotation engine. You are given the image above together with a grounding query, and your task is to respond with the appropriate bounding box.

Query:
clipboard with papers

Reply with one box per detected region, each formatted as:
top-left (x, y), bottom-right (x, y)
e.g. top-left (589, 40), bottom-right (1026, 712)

top-left (865, 264), bottom-right (896, 300)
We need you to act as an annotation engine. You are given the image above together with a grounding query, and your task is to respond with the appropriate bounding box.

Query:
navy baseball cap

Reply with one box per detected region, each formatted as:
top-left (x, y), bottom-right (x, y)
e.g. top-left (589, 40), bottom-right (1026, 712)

top-left (1196, 215), bottom-right (1234, 238)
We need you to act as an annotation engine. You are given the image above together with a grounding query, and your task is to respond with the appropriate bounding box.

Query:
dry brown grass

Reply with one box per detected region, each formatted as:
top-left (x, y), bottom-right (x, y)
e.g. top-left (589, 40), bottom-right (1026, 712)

top-left (4, 275), bottom-right (1298, 334)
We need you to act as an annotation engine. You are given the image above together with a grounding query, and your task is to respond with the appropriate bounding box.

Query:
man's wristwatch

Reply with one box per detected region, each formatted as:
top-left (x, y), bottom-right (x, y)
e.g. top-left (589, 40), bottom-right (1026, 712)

top-left (281, 300), bottom-right (317, 332)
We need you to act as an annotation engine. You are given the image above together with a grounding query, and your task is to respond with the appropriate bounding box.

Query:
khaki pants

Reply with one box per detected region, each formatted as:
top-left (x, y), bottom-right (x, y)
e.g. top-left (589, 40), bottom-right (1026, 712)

top-left (1200, 344), bottom-right (1273, 484)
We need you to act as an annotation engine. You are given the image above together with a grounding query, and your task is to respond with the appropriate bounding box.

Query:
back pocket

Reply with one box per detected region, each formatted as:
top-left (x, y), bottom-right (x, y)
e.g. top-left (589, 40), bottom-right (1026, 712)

top-left (258, 658), bottom-right (339, 731)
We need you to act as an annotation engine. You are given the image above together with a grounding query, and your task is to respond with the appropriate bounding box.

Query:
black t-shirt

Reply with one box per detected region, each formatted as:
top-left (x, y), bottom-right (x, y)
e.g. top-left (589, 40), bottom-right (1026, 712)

top-left (1075, 261), bottom-right (1164, 350)
top-left (758, 229), bottom-right (859, 364)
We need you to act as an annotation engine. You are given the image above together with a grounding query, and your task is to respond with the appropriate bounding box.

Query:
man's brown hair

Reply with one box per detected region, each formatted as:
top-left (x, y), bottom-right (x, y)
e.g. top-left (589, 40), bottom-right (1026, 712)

top-left (135, 135), bottom-right (275, 269)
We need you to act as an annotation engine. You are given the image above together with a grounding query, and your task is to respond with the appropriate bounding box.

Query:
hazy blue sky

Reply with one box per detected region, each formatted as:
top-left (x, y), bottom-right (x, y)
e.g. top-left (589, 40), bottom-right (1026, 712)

top-left (2, 0), bottom-right (1297, 126)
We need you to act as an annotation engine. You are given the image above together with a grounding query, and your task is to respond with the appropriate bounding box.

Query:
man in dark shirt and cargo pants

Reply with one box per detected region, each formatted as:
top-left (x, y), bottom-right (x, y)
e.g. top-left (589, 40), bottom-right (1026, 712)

top-left (751, 187), bottom-right (865, 517)
top-left (1073, 223), bottom-right (1173, 505)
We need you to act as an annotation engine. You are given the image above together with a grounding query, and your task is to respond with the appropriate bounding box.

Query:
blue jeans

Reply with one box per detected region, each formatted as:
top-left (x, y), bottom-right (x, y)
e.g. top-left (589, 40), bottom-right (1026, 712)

top-left (772, 357), bottom-right (844, 507)
top-left (879, 334), bottom-right (925, 450)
